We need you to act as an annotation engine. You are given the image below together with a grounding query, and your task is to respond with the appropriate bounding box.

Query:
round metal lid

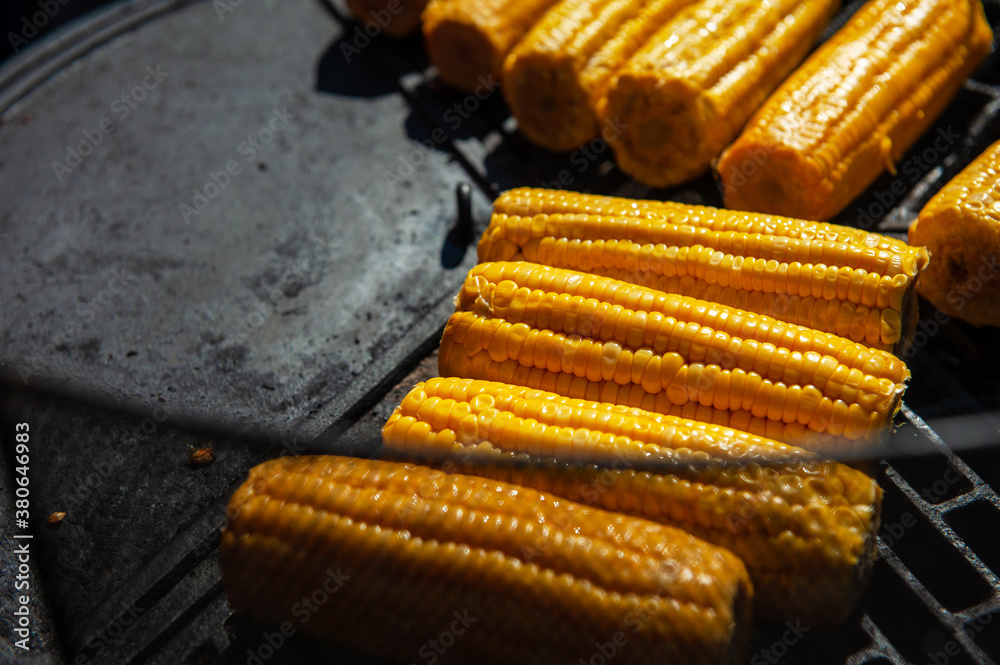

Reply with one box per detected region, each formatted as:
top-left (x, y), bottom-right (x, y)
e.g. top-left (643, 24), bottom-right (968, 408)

top-left (0, 0), bottom-right (489, 441)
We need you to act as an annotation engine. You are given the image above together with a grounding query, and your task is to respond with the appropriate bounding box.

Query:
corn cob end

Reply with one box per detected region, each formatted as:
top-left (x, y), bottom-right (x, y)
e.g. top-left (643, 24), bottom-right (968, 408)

top-left (344, 0), bottom-right (428, 37)
top-left (717, 141), bottom-right (832, 221)
top-left (503, 51), bottom-right (597, 151)
top-left (423, 15), bottom-right (501, 92)
top-left (600, 74), bottom-right (711, 187)
top-left (910, 152), bottom-right (1000, 327)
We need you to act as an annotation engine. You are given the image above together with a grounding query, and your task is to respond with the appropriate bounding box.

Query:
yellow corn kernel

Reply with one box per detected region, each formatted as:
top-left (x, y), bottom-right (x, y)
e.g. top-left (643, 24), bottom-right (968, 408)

top-left (490, 187), bottom-right (920, 256)
top-left (481, 188), bottom-right (929, 352)
top-left (909, 138), bottom-right (1000, 327)
top-left (717, 0), bottom-right (993, 221)
top-left (423, 0), bottom-right (562, 92)
top-left (503, 0), bottom-right (697, 151)
top-left (222, 455), bottom-right (752, 664)
top-left (384, 378), bottom-right (883, 625)
top-left (440, 262), bottom-right (910, 451)
top-left (596, 0), bottom-right (839, 187)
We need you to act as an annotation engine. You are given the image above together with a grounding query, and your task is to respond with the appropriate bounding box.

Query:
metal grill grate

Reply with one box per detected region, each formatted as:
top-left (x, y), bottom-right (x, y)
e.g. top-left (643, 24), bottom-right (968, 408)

top-left (867, 407), bottom-right (1000, 664)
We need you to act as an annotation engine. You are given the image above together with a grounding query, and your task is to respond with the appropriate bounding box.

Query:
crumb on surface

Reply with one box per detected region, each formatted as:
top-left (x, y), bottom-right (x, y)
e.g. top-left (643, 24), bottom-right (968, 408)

top-left (47, 511), bottom-right (66, 527)
top-left (187, 446), bottom-right (215, 468)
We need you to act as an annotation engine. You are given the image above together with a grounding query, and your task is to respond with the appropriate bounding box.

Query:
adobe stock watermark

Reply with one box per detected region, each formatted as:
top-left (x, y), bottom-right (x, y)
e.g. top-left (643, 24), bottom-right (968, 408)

top-left (410, 610), bottom-right (477, 665)
top-left (904, 252), bottom-right (999, 359)
top-left (73, 601), bottom-right (146, 664)
top-left (243, 568), bottom-right (350, 664)
top-left (383, 75), bottom-right (499, 191)
top-left (7, 0), bottom-right (73, 54)
top-left (750, 621), bottom-right (810, 665)
top-left (856, 126), bottom-right (960, 228)
top-left (575, 560), bottom-right (685, 665)
top-left (719, 145), bottom-right (772, 199)
top-left (435, 446), bottom-right (651, 561)
top-left (924, 612), bottom-right (995, 665)
top-left (881, 467), bottom-right (965, 549)
top-left (58, 400), bottom-right (169, 520)
top-left (77, 266), bottom-right (140, 324)
top-left (578, 630), bottom-right (630, 665)
top-left (16, 264), bottom-right (141, 388)
top-left (50, 65), bottom-right (170, 182)
top-left (189, 431), bottom-right (310, 562)
top-left (226, 234), bottom-right (341, 345)
top-left (340, 0), bottom-right (421, 62)
top-left (540, 116), bottom-right (629, 190)
top-left (716, 95), bottom-right (960, 215)
top-left (62, 452), bottom-right (126, 515)
top-left (716, 87), bottom-right (811, 198)
top-left (213, 0), bottom-right (244, 21)
top-left (179, 107), bottom-right (294, 224)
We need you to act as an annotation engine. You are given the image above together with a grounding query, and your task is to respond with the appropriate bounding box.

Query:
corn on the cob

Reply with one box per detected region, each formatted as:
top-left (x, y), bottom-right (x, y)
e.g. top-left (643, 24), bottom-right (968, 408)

top-left (595, 0), bottom-right (839, 187)
top-left (481, 188), bottom-right (930, 352)
top-left (502, 0), bottom-right (697, 151)
top-left (383, 378), bottom-right (882, 624)
top-left (439, 261), bottom-right (910, 451)
top-left (345, 0), bottom-right (429, 37)
top-left (423, 0), bottom-right (562, 92)
top-left (221, 455), bottom-right (752, 665)
top-left (717, 0), bottom-right (993, 222)
top-left (909, 139), bottom-right (1000, 327)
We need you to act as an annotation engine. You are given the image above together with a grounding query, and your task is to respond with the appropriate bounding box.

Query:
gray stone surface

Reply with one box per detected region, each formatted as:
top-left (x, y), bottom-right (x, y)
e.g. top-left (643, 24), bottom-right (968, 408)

top-left (0, 0), bottom-right (488, 658)
top-left (0, 0), bottom-right (489, 443)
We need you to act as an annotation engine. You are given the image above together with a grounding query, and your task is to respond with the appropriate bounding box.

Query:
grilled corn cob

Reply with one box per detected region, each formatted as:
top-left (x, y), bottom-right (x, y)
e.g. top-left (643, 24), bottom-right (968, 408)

top-left (481, 188), bottom-right (930, 352)
top-left (439, 261), bottom-right (910, 451)
top-left (596, 0), bottom-right (839, 187)
top-left (717, 0), bottom-right (993, 222)
top-left (345, 0), bottom-right (429, 37)
top-left (221, 455), bottom-right (753, 665)
top-left (909, 139), bottom-right (1000, 327)
top-left (502, 0), bottom-right (697, 151)
top-left (423, 0), bottom-right (562, 91)
top-left (384, 377), bottom-right (882, 624)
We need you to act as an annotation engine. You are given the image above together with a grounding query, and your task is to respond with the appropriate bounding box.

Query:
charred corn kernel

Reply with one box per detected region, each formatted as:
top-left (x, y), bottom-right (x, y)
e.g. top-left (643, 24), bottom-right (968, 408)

top-left (440, 262), bottom-right (910, 451)
top-left (596, 0), bottom-right (839, 187)
top-left (384, 378), bottom-right (883, 625)
top-left (345, 0), bottom-right (429, 37)
top-left (222, 455), bottom-right (753, 664)
top-left (718, 0), bottom-right (993, 222)
top-left (503, 0), bottom-right (697, 151)
top-left (423, 0), bottom-right (561, 92)
top-left (482, 188), bottom-right (929, 352)
top-left (909, 139), bottom-right (1000, 327)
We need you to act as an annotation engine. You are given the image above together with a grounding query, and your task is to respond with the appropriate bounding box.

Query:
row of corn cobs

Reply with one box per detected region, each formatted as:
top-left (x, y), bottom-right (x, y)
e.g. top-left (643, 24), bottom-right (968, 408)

top-left (219, 188), bottom-right (943, 663)
top-left (348, 0), bottom-right (992, 223)
top-left (345, 0), bottom-right (1000, 325)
